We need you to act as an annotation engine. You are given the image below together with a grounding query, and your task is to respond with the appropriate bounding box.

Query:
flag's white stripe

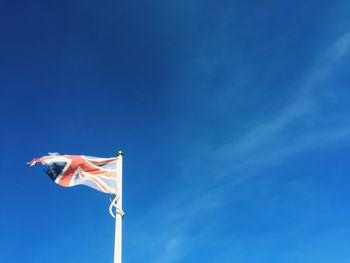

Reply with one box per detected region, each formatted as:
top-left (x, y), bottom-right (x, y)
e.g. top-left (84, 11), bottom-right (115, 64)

top-left (91, 175), bottom-right (115, 193)
top-left (74, 171), bottom-right (116, 193)
top-left (73, 175), bottom-right (115, 193)
top-left (98, 161), bottom-right (117, 170)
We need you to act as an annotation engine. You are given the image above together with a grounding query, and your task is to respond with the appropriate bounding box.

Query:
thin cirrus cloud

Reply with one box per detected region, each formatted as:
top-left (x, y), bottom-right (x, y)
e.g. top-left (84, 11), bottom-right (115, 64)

top-left (208, 30), bottom-right (350, 175)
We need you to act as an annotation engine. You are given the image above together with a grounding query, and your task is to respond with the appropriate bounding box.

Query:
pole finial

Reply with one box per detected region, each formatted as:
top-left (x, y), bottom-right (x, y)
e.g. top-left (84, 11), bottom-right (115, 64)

top-left (117, 150), bottom-right (124, 156)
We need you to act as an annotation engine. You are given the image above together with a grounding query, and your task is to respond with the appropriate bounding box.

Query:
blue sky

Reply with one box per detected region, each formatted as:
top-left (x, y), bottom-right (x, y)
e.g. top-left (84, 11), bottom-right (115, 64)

top-left (1, 0), bottom-right (350, 262)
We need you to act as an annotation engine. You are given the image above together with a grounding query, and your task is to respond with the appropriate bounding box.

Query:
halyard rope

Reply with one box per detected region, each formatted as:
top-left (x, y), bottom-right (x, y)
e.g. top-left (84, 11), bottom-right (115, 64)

top-left (109, 195), bottom-right (125, 218)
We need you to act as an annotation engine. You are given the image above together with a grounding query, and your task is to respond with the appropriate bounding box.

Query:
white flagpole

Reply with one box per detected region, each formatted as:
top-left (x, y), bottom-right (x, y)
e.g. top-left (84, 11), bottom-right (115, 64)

top-left (114, 150), bottom-right (123, 263)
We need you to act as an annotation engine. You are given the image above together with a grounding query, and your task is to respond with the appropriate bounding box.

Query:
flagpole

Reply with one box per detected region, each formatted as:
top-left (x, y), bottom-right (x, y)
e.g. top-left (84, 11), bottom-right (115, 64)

top-left (114, 150), bottom-right (123, 263)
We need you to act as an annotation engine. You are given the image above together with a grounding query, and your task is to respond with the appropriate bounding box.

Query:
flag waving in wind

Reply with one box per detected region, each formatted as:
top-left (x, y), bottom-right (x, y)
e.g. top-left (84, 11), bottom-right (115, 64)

top-left (28, 153), bottom-right (118, 194)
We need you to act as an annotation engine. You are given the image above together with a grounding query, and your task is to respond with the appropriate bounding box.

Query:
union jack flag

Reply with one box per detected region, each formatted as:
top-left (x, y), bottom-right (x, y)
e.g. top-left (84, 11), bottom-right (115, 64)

top-left (28, 153), bottom-right (118, 194)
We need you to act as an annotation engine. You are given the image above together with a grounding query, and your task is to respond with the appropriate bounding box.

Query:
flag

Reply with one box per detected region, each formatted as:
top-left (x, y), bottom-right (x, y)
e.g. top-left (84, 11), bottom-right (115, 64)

top-left (28, 153), bottom-right (118, 194)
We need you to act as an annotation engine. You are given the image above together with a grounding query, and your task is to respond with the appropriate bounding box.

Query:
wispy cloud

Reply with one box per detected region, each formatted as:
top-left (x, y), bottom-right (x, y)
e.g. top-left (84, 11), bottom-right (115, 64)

top-left (205, 30), bottom-right (350, 175)
top-left (333, 31), bottom-right (350, 59)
